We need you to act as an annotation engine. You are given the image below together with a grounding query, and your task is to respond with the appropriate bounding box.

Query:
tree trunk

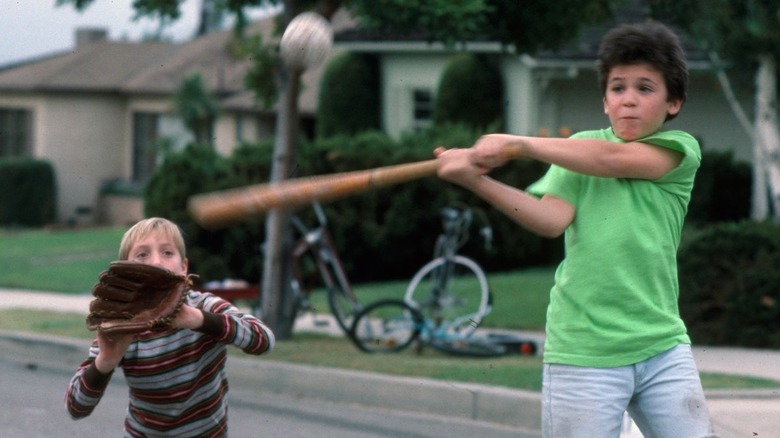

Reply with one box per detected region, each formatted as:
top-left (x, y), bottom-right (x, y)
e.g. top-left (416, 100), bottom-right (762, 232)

top-left (752, 54), bottom-right (780, 222)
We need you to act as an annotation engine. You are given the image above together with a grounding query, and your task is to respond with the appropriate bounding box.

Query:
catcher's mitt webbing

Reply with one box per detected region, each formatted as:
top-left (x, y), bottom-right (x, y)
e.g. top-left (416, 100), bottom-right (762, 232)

top-left (87, 261), bottom-right (193, 335)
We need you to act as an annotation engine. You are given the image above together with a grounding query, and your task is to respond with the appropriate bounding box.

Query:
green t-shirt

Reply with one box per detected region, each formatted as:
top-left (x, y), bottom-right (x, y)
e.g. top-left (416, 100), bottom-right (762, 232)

top-left (527, 128), bottom-right (701, 367)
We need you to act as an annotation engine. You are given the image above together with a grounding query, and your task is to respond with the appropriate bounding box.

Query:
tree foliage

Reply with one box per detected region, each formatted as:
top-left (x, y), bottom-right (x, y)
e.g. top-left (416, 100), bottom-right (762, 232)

top-left (58, 0), bottom-right (623, 55)
top-left (650, 0), bottom-right (780, 64)
top-left (649, 0), bottom-right (780, 86)
top-left (348, 0), bottom-right (618, 53)
top-left (172, 74), bottom-right (221, 143)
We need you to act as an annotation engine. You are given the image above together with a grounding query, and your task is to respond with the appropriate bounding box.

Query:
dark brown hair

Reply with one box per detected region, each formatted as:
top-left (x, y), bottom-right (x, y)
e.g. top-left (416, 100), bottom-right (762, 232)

top-left (597, 21), bottom-right (689, 120)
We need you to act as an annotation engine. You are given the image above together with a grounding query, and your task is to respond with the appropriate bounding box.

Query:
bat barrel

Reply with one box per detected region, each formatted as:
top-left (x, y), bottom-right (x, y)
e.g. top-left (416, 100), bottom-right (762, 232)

top-left (188, 159), bottom-right (438, 228)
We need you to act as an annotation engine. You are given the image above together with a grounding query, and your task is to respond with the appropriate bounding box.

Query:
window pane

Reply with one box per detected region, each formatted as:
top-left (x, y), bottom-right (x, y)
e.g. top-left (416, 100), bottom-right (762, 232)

top-left (413, 89), bottom-right (433, 132)
top-left (132, 112), bottom-right (159, 183)
top-left (0, 108), bottom-right (32, 157)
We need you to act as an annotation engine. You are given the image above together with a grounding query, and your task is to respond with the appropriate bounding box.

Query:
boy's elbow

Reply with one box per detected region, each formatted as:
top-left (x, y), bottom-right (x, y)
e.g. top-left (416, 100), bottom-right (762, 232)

top-left (534, 224), bottom-right (566, 239)
top-left (594, 151), bottom-right (628, 178)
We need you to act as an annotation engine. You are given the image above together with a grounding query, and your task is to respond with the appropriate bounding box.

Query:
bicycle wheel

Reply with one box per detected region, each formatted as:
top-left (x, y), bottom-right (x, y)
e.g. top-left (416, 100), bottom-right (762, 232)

top-left (327, 284), bottom-right (361, 334)
top-left (428, 334), bottom-right (507, 358)
top-left (315, 243), bottom-right (361, 334)
top-left (404, 255), bottom-right (491, 335)
top-left (349, 299), bottom-right (422, 353)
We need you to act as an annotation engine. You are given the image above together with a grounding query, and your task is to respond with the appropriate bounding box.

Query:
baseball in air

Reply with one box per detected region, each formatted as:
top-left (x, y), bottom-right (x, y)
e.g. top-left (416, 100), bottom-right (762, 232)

top-left (280, 12), bottom-right (333, 70)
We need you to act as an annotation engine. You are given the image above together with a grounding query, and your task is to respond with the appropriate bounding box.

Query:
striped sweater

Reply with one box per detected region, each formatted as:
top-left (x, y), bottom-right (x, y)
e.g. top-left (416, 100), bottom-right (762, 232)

top-left (65, 290), bottom-right (275, 437)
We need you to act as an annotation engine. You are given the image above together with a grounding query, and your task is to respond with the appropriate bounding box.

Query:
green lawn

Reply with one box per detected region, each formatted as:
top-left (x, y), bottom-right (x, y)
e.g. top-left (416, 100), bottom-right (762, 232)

top-left (0, 226), bottom-right (128, 293)
top-left (1, 226), bottom-right (779, 392)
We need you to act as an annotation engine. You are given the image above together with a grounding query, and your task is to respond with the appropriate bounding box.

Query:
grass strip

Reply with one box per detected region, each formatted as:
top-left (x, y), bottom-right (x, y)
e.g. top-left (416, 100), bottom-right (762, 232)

top-left (1, 309), bottom-right (777, 392)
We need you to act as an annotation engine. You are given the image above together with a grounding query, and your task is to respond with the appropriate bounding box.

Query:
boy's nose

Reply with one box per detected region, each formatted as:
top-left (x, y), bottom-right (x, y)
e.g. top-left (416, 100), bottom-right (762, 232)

top-left (621, 91), bottom-right (637, 106)
top-left (148, 252), bottom-right (163, 266)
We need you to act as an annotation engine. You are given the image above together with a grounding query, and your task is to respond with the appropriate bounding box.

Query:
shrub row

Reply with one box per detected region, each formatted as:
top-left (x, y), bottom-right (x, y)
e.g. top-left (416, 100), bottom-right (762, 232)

top-left (678, 221), bottom-right (780, 348)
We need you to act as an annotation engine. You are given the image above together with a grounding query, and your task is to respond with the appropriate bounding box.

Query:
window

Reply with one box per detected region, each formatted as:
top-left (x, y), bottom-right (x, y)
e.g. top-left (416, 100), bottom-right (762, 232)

top-left (413, 89), bottom-right (434, 132)
top-left (132, 112), bottom-right (159, 183)
top-left (0, 108), bottom-right (32, 157)
top-left (235, 114), bottom-right (244, 142)
top-left (132, 112), bottom-right (191, 184)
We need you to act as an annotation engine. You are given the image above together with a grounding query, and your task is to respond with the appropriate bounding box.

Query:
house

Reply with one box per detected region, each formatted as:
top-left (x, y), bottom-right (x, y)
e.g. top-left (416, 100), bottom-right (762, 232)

top-left (0, 4), bottom-right (752, 226)
top-left (335, 1), bottom-right (753, 163)
top-left (0, 11), bottom-right (352, 226)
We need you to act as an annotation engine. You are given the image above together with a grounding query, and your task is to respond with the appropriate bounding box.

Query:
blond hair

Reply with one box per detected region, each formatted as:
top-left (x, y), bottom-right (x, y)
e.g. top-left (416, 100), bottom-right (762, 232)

top-left (118, 217), bottom-right (187, 260)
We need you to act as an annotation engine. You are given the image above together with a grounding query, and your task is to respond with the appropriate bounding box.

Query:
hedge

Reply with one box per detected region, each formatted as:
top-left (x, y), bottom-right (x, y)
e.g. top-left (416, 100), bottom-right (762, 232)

top-left (0, 158), bottom-right (56, 227)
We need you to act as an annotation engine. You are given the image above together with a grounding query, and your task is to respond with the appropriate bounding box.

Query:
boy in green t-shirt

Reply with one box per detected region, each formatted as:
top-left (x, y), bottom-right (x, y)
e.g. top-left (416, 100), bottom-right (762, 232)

top-left (435, 22), bottom-right (715, 437)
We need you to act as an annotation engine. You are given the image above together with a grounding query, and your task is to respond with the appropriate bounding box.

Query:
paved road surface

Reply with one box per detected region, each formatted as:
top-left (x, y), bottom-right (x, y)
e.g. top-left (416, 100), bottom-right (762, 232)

top-left (3, 289), bottom-right (780, 437)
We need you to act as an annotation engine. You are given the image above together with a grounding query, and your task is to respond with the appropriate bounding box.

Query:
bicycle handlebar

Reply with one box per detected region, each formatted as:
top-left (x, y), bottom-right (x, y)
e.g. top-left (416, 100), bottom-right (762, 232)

top-left (438, 203), bottom-right (493, 252)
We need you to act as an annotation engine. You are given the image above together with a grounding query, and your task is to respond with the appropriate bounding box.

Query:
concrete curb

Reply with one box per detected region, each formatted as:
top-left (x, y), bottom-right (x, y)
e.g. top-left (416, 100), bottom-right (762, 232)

top-left (227, 356), bottom-right (542, 430)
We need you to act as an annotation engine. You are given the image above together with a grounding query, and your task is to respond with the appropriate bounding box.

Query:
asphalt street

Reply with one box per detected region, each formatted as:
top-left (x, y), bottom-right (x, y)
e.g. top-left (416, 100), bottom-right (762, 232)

top-left (2, 289), bottom-right (780, 437)
top-left (0, 333), bottom-right (532, 438)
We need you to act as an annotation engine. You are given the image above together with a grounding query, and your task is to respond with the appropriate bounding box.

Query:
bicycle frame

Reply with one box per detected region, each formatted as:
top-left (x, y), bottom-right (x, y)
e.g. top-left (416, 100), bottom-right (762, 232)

top-left (288, 202), bottom-right (361, 333)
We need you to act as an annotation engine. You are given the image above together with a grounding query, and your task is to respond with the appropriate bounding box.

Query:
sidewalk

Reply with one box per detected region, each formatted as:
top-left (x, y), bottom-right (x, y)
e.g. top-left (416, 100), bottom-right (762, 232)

top-left (2, 288), bottom-right (780, 437)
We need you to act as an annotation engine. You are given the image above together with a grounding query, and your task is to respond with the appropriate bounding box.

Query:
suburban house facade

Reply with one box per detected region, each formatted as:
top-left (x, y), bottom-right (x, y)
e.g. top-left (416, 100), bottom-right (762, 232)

top-left (0, 5), bottom-right (752, 226)
top-left (337, 13), bottom-right (752, 162)
top-left (0, 12), bottom-right (349, 226)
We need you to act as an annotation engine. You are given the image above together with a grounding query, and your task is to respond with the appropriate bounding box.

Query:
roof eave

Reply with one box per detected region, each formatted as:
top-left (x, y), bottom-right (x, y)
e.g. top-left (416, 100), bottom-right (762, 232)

top-left (335, 40), bottom-right (506, 54)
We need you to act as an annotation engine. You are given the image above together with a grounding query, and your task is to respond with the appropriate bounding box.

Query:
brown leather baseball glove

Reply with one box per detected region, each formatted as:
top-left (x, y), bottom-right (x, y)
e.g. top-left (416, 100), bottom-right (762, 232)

top-left (86, 261), bottom-right (194, 335)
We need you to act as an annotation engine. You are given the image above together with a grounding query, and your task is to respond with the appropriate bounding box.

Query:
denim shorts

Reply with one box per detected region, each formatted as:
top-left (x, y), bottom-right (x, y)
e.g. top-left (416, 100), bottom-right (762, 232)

top-left (542, 344), bottom-right (716, 438)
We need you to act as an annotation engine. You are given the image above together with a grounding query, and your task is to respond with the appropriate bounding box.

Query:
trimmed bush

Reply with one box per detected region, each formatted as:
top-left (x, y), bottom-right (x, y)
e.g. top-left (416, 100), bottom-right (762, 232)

top-left (687, 150), bottom-right (751, 224)
top-left (316, 52), bottom-right (381, 138)
top-left (0, 158), bottom-right (56, 226)
top-left (433, 53), bottom-right (504, 130)
top-left (678, 221), bottom-right (780, 348)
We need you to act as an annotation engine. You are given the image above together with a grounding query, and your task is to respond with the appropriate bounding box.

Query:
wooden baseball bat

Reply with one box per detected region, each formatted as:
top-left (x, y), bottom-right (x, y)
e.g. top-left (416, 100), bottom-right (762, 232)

top-left (188, 159), bottom-right (439, 228)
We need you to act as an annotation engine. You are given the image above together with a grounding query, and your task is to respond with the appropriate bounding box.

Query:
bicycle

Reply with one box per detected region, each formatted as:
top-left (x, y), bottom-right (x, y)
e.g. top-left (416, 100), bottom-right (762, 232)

top-left (404, 204), bottom-right (493, 336)
top-left (349, 298), bottom-right (537, 357)
top-left (286, 202), bottom-right (362, 334)
top-left (204, 202), bottom-right (361, 334)
top-left (349, 204), bottom-right (537, 357)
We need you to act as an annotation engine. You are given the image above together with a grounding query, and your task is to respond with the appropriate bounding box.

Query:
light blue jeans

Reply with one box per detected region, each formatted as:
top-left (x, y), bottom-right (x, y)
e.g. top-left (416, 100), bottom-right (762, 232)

top-left (542, 344), bottom-right (716, 438)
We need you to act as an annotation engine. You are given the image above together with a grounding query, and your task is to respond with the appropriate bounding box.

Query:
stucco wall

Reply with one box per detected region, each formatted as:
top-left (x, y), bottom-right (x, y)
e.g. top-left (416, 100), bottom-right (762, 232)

top-left (1, 93), bottom-right (127, 224)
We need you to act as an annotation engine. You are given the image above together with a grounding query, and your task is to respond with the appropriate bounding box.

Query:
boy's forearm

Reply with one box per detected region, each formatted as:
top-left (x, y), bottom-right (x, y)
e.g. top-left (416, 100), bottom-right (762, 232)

top-left (518, 136), bottom-right (624, 177)
top-left (516, 136), bottom-right (680, 180)
top-left (469, 176), bottom-right (573, 238)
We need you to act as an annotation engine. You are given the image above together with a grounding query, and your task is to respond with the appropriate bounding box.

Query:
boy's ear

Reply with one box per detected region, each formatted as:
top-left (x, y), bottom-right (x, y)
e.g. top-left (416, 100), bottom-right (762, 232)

top-left (667, 98), bottom-right (683, 116)
top-left (181, 258), bottom-right (189, 274)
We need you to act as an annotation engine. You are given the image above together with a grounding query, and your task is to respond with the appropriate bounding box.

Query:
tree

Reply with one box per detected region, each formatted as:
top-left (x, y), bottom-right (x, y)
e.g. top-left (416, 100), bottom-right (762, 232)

top-left (433, 53), bottom-right (504, 130)
top-left (172, 73), bottom-right (220, 144)
top-left (650, 0), bottom-right (780, 222)
top-left (57, 0), bottom-right (621, 337)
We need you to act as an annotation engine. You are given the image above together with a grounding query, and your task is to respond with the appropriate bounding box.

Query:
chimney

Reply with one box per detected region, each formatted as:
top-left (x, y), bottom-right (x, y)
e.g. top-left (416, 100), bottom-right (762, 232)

top-left (76, 27), bottom-right (108, 47)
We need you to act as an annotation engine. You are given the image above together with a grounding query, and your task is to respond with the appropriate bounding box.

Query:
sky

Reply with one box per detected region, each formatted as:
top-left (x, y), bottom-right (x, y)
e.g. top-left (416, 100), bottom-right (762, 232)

top-left (0, 0), bottom-right (277, 67)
